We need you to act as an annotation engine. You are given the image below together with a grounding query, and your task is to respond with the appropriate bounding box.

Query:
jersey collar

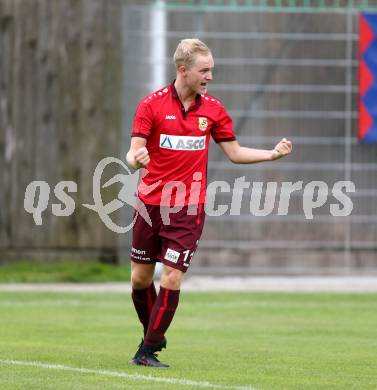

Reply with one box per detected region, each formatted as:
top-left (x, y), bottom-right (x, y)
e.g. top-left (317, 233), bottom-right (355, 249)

top-left (171, 81), bottom-right (202, 112)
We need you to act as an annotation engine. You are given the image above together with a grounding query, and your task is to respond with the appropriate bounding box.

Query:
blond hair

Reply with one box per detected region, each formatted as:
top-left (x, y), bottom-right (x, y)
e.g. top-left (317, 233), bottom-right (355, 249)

top-left (173, 39), bottom-right (211, 69)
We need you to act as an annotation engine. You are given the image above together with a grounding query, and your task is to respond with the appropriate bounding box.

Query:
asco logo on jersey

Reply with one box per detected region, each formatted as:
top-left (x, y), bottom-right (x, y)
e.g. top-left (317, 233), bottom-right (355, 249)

top-left (160, 134), bottom-right (206, 151)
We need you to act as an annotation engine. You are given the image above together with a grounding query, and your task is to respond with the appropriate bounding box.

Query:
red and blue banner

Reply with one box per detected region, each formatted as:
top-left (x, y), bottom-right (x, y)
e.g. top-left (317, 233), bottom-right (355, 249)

top-left (359, 13), bottom-right (377, 143)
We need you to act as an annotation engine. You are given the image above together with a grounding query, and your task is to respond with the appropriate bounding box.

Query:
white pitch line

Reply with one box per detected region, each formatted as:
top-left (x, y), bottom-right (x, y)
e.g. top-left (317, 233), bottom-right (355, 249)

top-left (0, 359), bottom-right (257, 390)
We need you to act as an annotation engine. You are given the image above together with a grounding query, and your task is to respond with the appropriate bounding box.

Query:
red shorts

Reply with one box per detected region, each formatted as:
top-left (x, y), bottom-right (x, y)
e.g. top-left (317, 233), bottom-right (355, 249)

top-left (131, 203), bottom-right (206, 272)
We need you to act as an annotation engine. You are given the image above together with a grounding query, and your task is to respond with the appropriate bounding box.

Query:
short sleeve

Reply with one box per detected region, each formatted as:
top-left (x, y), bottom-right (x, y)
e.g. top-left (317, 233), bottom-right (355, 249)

top-left (211, 105), bottom-right (236, 143)
top-left (131, 100), bottom-right (153, 139)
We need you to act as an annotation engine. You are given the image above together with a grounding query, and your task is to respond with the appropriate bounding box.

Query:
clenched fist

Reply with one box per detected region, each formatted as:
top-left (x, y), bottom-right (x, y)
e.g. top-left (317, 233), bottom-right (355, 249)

top-left (126, 146), bottom-right (150, 169)
top-left (271, 138), bottom-right (293, 160)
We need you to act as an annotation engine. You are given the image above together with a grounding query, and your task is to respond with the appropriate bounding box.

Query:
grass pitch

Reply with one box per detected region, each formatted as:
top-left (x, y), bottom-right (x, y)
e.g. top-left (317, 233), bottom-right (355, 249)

top-left (0, 291), bottom-right (376, 390)
top-left (0, 261), bottom-right (130, 283)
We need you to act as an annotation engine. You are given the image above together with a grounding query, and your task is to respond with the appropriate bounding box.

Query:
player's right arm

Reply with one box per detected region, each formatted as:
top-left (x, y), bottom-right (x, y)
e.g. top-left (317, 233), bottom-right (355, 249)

top-left (128, 96), bottom-right (154, 169)
top-left (126, 137), bottom-right (150, 170)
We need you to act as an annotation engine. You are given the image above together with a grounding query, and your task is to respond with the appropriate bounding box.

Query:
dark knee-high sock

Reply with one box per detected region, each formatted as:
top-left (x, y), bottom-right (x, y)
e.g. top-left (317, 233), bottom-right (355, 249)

top-left (131, 283), bottom-right (157, 336)
top-left (144, 286), bottom-right (180, 347)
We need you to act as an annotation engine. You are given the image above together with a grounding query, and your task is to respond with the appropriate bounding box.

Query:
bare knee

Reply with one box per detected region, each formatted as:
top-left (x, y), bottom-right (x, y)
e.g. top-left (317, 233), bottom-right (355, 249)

top-left (160, 266), bottom-right (183, 290)
top-left (131, 262), bottom-right (155, 289)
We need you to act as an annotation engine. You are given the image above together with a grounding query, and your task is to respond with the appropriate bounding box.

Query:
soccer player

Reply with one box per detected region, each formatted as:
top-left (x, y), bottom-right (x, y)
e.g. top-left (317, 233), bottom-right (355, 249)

top-left (126, 39), bottom-right (292, 367)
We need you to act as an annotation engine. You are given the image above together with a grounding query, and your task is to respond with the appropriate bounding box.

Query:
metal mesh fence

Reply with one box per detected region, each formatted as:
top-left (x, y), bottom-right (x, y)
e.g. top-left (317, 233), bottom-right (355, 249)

top-left (163, 0), bottom-right (377, 11)
top-left (120, 2), bottom-right (377, 273)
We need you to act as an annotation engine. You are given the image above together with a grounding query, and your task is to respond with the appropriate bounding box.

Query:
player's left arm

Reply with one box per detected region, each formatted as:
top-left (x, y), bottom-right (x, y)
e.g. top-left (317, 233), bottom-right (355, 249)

top-left (219, 138), bottom-right (292, 164)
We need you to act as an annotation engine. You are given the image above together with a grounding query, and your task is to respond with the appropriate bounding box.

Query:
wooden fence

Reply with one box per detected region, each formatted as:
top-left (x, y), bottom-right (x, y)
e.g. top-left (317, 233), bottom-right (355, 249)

top-left (0, 0), bottom-right (123, 261)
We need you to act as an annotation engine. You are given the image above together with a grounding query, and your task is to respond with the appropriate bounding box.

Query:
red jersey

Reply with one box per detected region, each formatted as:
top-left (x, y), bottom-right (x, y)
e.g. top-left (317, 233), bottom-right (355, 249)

top-left (131, 82), bottom-right (236, 206)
